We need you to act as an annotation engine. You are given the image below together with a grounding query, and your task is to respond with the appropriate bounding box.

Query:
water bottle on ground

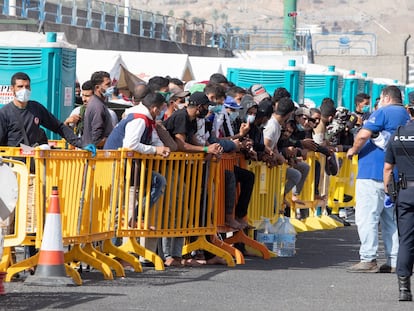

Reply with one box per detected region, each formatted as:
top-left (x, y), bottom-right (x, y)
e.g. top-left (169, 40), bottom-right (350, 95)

top-left (256, 217), bottom-right (275, 244)
top-left (274, 216), bottom-right (296, 257)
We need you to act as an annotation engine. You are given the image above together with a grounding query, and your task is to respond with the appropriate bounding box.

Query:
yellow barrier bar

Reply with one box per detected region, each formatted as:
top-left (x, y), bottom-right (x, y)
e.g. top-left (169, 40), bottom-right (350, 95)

top-left (0, 146), bottom-right (33, 174)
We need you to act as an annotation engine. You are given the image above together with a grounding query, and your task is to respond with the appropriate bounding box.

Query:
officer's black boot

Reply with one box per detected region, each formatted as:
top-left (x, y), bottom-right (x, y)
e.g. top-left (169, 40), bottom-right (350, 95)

top-left (398, 276), bottom-right (412, 301)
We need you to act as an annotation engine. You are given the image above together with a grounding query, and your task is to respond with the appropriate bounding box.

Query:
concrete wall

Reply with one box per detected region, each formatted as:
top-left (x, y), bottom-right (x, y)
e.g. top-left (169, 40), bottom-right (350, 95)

top-left (314, 33), bottom-right (411, 83)
top-left (0, 16), bottom-right (233, 57)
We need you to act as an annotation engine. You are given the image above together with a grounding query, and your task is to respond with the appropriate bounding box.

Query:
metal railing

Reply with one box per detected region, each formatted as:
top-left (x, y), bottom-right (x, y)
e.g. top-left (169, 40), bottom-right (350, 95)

top-left (312, 32), bottom-right (377, 56)
top-left (1, 0), bottom-right (313, 52)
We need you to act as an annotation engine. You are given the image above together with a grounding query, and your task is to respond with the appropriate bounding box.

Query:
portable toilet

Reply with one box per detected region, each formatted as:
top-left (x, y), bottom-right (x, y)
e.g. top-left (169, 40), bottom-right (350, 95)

top-left (394, 80), bottom-right (406, 103)
top-left (341, 70), bottom-right (365, 111)
top-left (371, 78), bottom-right (391, 107)
top-left (404, 83), bottom-right (414, 105)
top-left (226, 59), bottom-right (305, 105)
top-left (371, 78), bottom-right (402, 105)
top-left (361, 72), bottom-right (372, 97)
top-left (304, 64), bottom-right (343, 108)
top-left (0, 31), bottom-right (77, 139)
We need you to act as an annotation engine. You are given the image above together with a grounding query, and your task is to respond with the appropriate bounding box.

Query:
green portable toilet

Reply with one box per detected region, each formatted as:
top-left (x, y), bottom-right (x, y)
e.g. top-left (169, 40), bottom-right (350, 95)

top-left (0, 31), bottom-right (77, 139)
top-left (304, 64), bottom-right (343, 108)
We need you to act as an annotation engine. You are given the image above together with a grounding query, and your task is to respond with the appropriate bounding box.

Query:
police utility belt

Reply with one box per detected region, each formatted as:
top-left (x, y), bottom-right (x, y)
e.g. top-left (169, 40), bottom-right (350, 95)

top-left (387, 173), bottom-right (414, 202)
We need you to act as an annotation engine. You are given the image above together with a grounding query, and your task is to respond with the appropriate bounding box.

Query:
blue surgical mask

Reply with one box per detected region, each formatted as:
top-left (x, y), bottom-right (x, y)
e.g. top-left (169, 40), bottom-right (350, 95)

top-left (156, 107), bottom-right (167, 121)
top-left (209, 105), bottom-right (223, 114)
top-left (104, 86), bottom-right (115, 97)
top-left (297, 123), bottom-right (305, 131)
top-left (362, 105), bottom-right (370, 113)
top-left (229, 111), bottom-right (239, 122)
top-left (15, 88), bottom-right (31, 102)
top-left (246, 114), bottom-right (256, 124)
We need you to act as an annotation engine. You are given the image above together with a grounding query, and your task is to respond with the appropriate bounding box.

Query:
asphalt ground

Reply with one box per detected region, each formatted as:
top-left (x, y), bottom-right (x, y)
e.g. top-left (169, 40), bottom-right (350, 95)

top-left (1, 219), bottom-right (413, 311)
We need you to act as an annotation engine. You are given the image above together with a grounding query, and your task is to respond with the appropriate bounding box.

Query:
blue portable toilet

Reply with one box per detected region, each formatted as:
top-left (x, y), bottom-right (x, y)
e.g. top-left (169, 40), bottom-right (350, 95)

top-left (341, 70), bottom-right (365, 111)
top-left (361, 72), bottom-right (372, 97)
top-left (404, 83), bottom-right (414, 105)
top-left (371, 78), bottom-right (388, 106)
top-left (371, 78), bottom-right (405, 107)
top-left (304, 64), bottom-right (343, 108)
top-left (0, 31), bottom-right (77, 139)
top-left (226, 59), bottom-right (305, 105)
top-left (394, 80), bottom-right (406, 103)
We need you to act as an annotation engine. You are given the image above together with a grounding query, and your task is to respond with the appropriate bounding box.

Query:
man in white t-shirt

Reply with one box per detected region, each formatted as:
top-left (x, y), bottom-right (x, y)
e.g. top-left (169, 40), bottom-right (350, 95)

top-left (263, 97), bottom-right (309, 212)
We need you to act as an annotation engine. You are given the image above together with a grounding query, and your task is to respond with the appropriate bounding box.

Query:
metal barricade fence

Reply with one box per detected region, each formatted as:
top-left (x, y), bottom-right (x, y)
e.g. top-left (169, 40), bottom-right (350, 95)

top-left (0, 147), bottom-right (359, 284)
top-left (214, 153), bottom-right (272, 261)
top-left (0, 158), bottom-right (30, 275)
top-left (115, 150), bottom-right (234, 270)
top-left (33, 149), bottom-right (124, 284)
top-left (327, 152), bottom-right (358, 214)
top-left (288, 152), bottom-right (340, 231)
top-left (246, 162), bottom-right (287, 226)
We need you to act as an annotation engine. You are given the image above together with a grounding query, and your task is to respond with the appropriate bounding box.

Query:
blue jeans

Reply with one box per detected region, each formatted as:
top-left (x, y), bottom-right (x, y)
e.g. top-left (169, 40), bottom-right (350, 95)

top-left (147, 171), bottom-right (166, 207)
top-left (133, 171), bottom-right (166, 218)
top-left (355, 179), bottom-right (398, 266)
top-left (285, 167), bottom-right (301, 195)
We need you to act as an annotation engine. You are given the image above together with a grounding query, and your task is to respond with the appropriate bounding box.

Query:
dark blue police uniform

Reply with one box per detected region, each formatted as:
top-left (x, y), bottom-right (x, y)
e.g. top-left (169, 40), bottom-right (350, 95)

top-left (385, 119), bottom-right (414, 301)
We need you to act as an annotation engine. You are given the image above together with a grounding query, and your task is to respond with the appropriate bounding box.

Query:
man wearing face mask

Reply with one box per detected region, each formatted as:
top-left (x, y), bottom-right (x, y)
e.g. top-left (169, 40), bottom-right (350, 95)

top-left (207, 93), bottom-right (250, 148)
top-left (82, 71), bottom-right (115, 147)
top-left (354, 93), bottom-right (371, 128)
top-left (163, 87), bottom-right (189, 121)
top-left (0, 72), bottom-right (88, 150)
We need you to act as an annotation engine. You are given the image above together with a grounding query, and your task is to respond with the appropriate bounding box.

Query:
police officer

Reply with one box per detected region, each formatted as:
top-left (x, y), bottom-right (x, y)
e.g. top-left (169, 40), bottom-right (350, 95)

top-left (384, 103), bottom-right (414, 302)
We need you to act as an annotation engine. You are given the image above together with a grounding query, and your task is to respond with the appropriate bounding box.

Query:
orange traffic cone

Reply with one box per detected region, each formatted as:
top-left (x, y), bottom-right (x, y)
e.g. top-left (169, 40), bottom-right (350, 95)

top-left (25, 186), bottom-right (74, 286)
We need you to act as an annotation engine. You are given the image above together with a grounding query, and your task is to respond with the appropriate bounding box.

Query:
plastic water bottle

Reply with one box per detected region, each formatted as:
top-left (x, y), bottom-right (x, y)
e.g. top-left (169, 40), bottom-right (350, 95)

top-left (256, 218), bottom-right (275, 243)
top-left (277, 233), bottom-right (296, 257)
top-left (274, 217), bottom-right (296, 257)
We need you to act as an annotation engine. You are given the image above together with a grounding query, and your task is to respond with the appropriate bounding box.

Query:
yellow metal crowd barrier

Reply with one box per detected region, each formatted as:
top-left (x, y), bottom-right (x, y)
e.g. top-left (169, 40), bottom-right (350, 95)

top-left (115, 149), bottom-right (234, 270)
top-left (246, 161), bottom-right (287, 225)
top-left (212, 153), bottom-right (271, 263)
top-left (4, 149), bottom-right (126, 284)
top-left (0, 158), bottom-right (32, 274)
top-left (0, 146), bottom-right (359, 285)
top-left (327, 152), bottom-right (358, 214)
top-left (287, 152), bottom-right (341, 232)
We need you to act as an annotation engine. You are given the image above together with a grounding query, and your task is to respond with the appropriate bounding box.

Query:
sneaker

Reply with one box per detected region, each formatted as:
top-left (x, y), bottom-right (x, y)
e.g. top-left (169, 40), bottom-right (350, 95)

top-left (347, 260), bottom-right (379, 273)
top-left (379, 263), bottom-right (396, 273)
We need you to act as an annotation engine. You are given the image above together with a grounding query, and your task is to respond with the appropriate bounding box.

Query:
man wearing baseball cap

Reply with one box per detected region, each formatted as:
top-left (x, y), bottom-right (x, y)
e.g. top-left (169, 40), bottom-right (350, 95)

top-left (163, 91), bottom-right (222, 154)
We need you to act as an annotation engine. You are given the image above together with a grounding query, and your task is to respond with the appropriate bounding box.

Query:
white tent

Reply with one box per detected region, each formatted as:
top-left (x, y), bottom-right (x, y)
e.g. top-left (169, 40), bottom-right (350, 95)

top-left (188, 56), bottom-right (225, 81)
top-left (118, 51), bottom-right (194, 82)
top-left (76, 48), bottom-right (126, 85)
top-left (76, 48), bottom-right (195, 84)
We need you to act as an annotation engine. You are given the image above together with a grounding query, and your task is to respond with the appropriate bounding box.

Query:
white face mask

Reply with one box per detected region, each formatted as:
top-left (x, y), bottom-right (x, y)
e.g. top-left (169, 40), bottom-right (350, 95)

top-left (15, 88), bottom-right (31, 103)
top-left (246, 114), bottom-right (256, 124)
